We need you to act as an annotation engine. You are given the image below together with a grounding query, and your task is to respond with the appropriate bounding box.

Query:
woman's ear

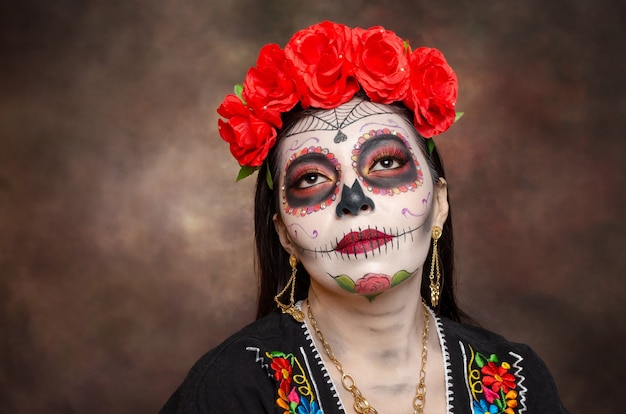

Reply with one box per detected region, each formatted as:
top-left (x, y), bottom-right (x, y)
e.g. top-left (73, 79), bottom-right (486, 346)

top-left (273, 213), bottom-right (298, 257)
top-left (432, 178), bottom-right (449, 228)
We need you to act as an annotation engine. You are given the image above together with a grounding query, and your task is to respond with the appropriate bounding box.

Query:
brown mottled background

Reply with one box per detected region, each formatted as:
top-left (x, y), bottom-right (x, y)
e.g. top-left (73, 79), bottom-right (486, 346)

top-left (0, 0), bottom-right (624, 412)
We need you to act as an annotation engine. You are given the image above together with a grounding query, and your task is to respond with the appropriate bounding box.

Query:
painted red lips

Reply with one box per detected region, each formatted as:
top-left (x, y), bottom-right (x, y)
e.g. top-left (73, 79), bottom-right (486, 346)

top-left (335, 229), bottom-right (394, 255)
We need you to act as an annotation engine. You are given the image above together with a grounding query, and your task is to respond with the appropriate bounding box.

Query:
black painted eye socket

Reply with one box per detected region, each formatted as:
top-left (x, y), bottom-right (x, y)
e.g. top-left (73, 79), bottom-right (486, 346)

top-left (285, 153), bottom-right (339, 208)
top-left (356, 135), bottom-right (418, 189)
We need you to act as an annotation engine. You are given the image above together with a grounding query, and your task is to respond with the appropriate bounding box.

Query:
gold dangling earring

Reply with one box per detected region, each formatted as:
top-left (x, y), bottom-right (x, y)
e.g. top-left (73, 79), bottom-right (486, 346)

top-left (429, 226), bottom-right (442, 307)
top-left (274, 254), bottom-right (305, 322)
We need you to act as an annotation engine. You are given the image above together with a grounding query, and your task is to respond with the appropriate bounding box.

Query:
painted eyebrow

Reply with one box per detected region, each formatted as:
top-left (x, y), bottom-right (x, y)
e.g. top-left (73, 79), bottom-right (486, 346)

top-left (358, 134), bottom-right (412, 153)
top-left (355, 133), bottom-right (419, 190)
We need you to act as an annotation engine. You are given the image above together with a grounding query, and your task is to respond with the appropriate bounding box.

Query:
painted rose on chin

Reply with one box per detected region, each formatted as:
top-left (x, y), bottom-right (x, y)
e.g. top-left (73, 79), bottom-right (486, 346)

top-left (355, 273), bottom-right (392, 295)
top-left (332, 269), bottom-right (412, 301)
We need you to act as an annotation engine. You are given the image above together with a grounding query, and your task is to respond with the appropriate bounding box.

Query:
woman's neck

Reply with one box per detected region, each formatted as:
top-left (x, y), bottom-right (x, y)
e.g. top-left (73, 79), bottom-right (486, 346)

top-left (303, 273), bottom-right (449, 414)
top-left (305, 273), bottom-right (426, 365)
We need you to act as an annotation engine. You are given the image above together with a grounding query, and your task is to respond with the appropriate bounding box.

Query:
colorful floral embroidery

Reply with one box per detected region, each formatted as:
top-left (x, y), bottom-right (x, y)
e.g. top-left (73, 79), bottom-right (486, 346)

top-left (467, 345), bottom-right (520, 414)
top-left (267, 351), bottom-right (322, 414)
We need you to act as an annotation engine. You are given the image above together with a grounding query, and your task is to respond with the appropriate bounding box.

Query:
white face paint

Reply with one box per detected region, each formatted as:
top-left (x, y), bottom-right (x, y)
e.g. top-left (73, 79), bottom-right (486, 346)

top-left (276, 98), bottom-right (437, 300)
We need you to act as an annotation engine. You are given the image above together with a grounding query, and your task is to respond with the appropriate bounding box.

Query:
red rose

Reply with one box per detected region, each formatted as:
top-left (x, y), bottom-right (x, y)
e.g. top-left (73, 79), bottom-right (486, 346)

top-left (284, 21), bottom-right (359, 109)
top-left (354, 273), bottom-right (392, 295)
top-left (352, 26), bottom-right (410, 104)
top-left (217, 94), bottom-right (276, 167)
top-left (404, 47), bottom-right (458, 137)
top-left (243, 43), bottom-right (299, 128)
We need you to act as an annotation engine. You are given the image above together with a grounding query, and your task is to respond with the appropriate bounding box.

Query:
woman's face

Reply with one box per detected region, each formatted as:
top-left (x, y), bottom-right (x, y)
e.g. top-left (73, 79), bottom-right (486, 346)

top-left (274, 99), bottom-right (448, 300)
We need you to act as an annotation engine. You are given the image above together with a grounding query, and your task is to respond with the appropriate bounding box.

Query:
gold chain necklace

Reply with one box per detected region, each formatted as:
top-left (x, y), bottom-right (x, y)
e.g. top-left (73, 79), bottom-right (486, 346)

top-left (306, 301), bottom-right (430, 414)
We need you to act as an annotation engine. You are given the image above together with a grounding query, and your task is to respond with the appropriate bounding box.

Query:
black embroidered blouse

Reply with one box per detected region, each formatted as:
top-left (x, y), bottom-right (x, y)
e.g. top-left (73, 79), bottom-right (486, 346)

top-left (161, 306), bottom-right (568, 413)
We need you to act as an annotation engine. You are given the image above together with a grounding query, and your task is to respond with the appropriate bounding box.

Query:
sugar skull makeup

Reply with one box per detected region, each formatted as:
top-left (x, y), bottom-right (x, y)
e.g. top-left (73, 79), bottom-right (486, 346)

top-left (352, 127), bottom-right (424, 195)
top-left (276, 98), bottom-right (438, 300)
top-left (283, 146), bottom-right (341, 217)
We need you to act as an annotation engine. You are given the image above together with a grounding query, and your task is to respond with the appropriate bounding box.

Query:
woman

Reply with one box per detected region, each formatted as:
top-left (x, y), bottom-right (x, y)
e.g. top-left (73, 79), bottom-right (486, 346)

top-left (161, 21), bottom-right (567, 413)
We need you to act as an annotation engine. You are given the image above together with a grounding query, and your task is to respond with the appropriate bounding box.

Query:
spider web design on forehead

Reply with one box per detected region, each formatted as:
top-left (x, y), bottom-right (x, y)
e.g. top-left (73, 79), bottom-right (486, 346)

top-left (284, 99), bottom-right (398, 143)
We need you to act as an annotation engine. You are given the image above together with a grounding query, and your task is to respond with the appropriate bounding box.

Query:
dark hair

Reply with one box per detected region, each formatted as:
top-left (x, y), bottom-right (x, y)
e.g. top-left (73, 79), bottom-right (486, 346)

top-left (254, 99), bottom-right (472, 323)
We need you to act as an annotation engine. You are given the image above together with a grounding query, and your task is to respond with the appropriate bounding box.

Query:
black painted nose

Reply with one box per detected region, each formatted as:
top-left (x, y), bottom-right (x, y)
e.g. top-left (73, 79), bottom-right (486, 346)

top-left (335, 179), bottom-right (375, 217)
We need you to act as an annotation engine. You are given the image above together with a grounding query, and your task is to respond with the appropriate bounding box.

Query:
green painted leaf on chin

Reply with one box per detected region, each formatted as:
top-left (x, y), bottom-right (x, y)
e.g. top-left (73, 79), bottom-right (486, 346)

top-left (391, 269), bottom-right (411, 287)
top-left (333, 274), bottom-right (356, 293)
top-left (365, 294), bottom-right (380, 302)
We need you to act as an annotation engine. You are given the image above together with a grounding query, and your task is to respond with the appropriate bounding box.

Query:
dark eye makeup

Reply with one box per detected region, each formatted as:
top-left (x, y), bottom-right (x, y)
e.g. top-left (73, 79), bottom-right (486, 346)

top-left (285, 153), bottom-right (339, 208)
top-left (356, 134), bottom-right (418, 189)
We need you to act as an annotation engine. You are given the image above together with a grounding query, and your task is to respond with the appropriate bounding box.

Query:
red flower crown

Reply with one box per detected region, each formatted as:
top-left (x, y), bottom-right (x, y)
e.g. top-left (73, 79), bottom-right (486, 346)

top-left (217, 21), bottom-right (461, 183)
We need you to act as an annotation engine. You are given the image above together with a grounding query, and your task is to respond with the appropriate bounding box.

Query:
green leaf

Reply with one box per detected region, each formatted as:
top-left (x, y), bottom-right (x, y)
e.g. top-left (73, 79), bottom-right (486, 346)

top-left (236, 165), bottom-right (257, 181)
top-left (427, 138), bottom-right (436, 155)
top-left (265, 164), bottom-right (274, 190)
top-left (475, 353), bottom-right (486, 368)
top-left (494, 397), bottom-right (505, 410)
top-left (454, 111), bottom-right (464, 123)
top-left (488, 354), bottom-right (499, 363)
top-left (268, 351), bottom-right (287, 358)
top-left (333, 274), bottom-right (356, 293)
top-left (234, 84), bottom-right (245, 104)
top-left (365, 294), bottom-right (380, 302)
top-left (391, 269), bottom-right (411, 287)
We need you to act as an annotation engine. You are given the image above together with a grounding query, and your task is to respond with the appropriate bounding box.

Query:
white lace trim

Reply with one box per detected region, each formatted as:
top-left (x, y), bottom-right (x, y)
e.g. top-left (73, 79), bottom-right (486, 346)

top-left (509, 351), bottom-right (528, 413)
top-left (245, 346), bottom-right (270, 376)
top-left (430, 308), bottom-right (455, 413)
top-left (460, 340), bottom-right (473, 412)
top-left (297, 300), bottom-right (347, 412)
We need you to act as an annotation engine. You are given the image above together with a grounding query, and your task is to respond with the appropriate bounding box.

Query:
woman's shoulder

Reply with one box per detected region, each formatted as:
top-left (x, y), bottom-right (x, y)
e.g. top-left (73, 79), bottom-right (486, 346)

top-left (438, 315), bottom-right (535, 355)
top-left (211, 311), bottom-right (291, 352)
top-left (437, 314), bottom-right (569, 413)
top-left (438, 315), bottom-right (554, 378)
top-left (160, 311), bottom-right (302, 413)
top-left (181, 311), bottom-right (299, 381)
